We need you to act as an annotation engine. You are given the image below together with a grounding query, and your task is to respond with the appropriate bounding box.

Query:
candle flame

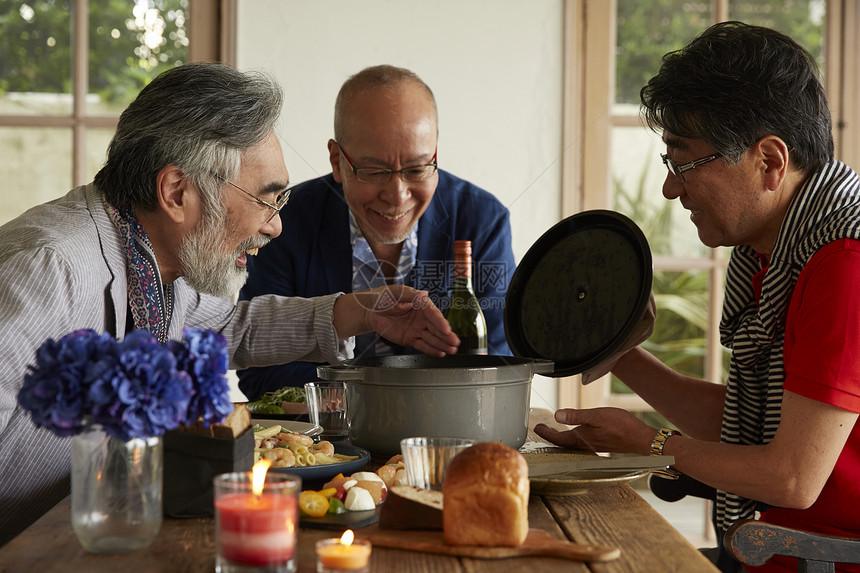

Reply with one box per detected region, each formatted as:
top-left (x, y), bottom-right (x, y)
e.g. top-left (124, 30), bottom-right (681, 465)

top-left (251, 459), bottom-right (271, 495)
top-left (340, 529), bottom-right (354, 546)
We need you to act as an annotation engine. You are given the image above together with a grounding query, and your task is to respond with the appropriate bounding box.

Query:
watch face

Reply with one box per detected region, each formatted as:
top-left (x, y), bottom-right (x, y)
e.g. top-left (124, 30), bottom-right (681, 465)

top-left (504, 209), bottom-right (652, 377)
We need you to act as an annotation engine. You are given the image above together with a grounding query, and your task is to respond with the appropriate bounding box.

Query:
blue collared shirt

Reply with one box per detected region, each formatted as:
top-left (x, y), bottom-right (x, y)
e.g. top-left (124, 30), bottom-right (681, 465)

top-left (349, 211), bottom-right (418, 357)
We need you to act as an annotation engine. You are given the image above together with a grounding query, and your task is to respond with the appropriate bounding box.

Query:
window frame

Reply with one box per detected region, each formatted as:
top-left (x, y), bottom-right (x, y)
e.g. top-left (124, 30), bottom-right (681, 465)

top-left (0, 0), bottom-right (229, 192)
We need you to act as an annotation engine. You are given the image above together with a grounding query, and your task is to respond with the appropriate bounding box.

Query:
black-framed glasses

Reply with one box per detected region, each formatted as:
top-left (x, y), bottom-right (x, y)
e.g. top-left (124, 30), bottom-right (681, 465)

top-left (211, 172), bottom-right (290, 223)
top-left (337, 142), bottom-right (438, 184)
top-left (660, 152), bottom-right (722, 182)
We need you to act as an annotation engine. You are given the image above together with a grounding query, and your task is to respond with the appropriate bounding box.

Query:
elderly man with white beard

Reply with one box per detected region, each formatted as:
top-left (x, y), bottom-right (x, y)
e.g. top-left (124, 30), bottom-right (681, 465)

top-left (0, 62), bottom-right (459, 547)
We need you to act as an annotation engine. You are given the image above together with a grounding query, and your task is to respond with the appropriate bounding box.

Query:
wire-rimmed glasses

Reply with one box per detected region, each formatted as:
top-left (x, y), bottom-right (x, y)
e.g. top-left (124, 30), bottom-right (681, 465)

top-left (337, 142), bottom-right (438, 184)
top-left (211, 172), bottom-right (290, 223)
top-left (660, 153), bottom-right (722, 182)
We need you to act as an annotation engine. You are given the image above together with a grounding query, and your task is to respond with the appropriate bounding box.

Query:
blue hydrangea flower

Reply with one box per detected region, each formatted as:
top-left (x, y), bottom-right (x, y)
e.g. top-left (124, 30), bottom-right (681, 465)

top-left (168, 327), bottom-right (232, 428)
top-left (18, 327), bottom-right (231, 440)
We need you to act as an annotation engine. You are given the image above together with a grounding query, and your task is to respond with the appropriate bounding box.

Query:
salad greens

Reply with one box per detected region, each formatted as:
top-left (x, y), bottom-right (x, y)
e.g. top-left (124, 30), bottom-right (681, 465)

top-left (245, 386), bottom-right (306, 415)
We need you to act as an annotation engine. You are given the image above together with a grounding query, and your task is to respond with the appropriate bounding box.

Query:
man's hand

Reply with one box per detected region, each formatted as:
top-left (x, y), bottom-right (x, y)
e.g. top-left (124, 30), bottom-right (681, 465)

top-left (333, 285), bottom-right (460, 356)
top-left (534, 407), bottom-right (657, 455)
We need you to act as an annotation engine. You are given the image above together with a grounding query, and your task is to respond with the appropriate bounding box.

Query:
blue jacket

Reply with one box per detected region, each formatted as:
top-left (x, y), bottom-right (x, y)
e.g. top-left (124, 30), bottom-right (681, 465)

top-left (238, 170), bottom-right (515, 400)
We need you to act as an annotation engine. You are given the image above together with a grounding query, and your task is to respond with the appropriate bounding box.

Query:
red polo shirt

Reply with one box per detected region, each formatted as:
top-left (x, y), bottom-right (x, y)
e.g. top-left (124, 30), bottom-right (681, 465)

top-left (751, 238), bottom-right (860, 572)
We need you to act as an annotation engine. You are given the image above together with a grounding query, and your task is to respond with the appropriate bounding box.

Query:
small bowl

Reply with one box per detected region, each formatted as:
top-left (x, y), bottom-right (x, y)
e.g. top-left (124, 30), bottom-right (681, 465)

top-left (400, 437), bottom-right (476, 491)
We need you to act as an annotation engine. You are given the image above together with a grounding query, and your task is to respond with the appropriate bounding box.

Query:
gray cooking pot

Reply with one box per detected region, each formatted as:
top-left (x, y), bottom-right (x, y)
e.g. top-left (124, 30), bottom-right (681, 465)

top-left (316, 355), bottom-right (554, 457)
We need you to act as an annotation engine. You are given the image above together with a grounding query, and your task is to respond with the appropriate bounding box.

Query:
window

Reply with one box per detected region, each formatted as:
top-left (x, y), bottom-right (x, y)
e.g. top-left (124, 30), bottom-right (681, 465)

top-left (0, 0), bottom-right (190, 226)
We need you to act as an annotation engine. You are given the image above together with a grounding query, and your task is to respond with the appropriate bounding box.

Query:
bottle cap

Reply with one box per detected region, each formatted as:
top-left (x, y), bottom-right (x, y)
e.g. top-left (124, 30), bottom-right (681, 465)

top-left (453, 240), bottom-right (472, 258)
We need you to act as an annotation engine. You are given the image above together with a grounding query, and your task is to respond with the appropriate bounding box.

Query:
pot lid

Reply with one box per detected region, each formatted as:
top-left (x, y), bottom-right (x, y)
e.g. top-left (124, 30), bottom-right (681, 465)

top-left (504, 209), bottom-right (652, 378)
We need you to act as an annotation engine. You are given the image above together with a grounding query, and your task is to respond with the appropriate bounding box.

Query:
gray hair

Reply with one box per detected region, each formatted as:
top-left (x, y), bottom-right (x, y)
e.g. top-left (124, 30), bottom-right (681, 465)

top-left (95, 62), bottom-right (283, 213)
top-left (333, 64), bottom-right (437, 145)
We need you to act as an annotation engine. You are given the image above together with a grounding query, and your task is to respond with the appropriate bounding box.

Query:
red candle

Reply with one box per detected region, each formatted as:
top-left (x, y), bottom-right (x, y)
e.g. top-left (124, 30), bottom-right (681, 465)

top-left (215, 492), bottom-right (297, 566)
top-left (214, 461), bottom-right (300, 569)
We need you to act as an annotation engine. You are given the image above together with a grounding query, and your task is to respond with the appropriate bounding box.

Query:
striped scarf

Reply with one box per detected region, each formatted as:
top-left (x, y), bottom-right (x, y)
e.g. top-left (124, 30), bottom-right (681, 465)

top-left (108, 205), bottom-right (174, 343)
top-left (716, 160), bottom-right (860, 531)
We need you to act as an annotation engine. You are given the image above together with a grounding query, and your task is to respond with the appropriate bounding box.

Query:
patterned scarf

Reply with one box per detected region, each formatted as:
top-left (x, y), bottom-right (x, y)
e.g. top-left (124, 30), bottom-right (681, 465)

top-left (716, 160), bottom-right (860, 531)
top-left (108, 205), bottom-right (174, 343)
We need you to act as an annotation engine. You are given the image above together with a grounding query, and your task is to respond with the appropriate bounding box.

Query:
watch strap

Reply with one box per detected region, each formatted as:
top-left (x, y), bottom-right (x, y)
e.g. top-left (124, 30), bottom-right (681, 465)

top-left (650, 427), bottom-right (679, 456)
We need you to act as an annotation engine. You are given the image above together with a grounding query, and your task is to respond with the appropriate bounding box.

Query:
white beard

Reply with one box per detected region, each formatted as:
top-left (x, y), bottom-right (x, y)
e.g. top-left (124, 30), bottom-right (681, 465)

top-left (179, 210), bottom-right (264, 299)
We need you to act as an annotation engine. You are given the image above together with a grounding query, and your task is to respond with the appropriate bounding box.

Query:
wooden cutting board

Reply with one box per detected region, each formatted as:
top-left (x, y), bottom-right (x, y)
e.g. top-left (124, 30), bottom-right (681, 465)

top-left (365, 526), bottom-right (620, 562)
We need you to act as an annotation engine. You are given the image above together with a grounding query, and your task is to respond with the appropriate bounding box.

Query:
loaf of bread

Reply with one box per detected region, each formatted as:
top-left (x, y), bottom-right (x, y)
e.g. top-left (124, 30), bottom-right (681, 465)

top-left (378, 485), bottom-right (443, 530)
top-left (442, 442), bottom-right (529, 547)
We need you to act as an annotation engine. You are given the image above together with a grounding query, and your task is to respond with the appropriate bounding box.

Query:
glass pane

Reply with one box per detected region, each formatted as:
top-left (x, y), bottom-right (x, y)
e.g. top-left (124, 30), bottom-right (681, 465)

top-left (611, 125), bottom-right (709, 258)
top-left (615, 0), bottom-right (712, 105)
top-left (0, 127), bottom-right (71, 226)
top-left (729, 0), bottom-right (826, 70)
top-left (86, 127), bottom-right (115, 183)
top-left (88, 0), bottom-right (189, 115)
top-left (0, 1), bottom-right (73, 116)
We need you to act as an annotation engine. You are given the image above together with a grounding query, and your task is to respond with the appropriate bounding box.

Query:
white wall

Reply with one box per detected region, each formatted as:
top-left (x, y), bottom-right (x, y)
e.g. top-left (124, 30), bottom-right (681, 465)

top-left (236, 0), bottom-right (565, 410)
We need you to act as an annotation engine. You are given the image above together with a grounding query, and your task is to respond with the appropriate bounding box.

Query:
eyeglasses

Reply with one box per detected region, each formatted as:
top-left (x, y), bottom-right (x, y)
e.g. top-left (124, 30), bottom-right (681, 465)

top-left (211, 172), bottom-right (290, 223)
top-left (660, 152), bottom-right (722, 182)
top-left (337, 142), bottom-right (438, 184)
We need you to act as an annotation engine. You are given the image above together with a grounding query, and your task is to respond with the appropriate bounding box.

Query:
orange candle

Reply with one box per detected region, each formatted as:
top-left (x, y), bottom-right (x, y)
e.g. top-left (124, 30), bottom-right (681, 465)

top-left (316, 530), bottom-right (372, 572)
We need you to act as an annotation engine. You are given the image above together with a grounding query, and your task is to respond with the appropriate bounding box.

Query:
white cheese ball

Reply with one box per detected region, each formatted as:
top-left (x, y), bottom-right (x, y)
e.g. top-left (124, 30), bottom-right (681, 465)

top-left (344, 486), bottom-right (376, 511)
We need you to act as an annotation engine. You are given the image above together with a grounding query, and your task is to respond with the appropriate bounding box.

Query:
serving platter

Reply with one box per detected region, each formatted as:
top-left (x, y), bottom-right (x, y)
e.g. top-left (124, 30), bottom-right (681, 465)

top-left (528, 469), bottom-right (648, 496)
top-left (300, 506), bottom-right (381, 530)
top-left (523, 448), bottom-right (659, 496)
top-left (269, 443), bottom-right (371, 481)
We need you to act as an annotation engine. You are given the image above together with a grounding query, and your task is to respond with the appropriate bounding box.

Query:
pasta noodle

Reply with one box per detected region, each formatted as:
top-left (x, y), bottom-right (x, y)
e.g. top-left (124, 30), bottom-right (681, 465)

top-left (252, 423), bottom-right (356, 469)
top-left (312, 453), bottom-right (341, 465)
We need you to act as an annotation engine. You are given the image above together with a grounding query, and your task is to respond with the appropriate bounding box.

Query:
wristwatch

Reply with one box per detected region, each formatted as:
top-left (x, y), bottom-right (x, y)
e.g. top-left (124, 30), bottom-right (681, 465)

top-left (650, 427), bottom-right (680, 456)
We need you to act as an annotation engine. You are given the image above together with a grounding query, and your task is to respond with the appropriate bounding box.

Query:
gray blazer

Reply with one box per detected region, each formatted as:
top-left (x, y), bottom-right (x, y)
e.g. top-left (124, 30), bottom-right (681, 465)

top-left (0, 184), bottom-right (348, 545)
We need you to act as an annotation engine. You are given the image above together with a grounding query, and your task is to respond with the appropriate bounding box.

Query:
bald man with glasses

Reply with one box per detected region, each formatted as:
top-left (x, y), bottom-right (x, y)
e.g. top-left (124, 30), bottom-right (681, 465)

top-left (238, 64), bottom-right (516, 400)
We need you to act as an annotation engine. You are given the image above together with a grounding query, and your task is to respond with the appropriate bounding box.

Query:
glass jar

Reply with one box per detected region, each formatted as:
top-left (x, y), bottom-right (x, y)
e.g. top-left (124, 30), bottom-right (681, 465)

top-left (70, 424), bottom-right (163, 553)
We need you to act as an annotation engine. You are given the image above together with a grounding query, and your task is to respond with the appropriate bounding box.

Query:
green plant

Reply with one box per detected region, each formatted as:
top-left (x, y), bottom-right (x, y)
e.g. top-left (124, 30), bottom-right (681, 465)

top-left (0, 0), bottom-right (188, 105)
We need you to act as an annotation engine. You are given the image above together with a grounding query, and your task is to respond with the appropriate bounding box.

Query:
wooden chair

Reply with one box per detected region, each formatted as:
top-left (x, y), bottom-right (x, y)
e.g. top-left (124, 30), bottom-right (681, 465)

top-left (723, 519), bottom-right (860, 573)
top-left (648, 474), bottom-right (860, 572)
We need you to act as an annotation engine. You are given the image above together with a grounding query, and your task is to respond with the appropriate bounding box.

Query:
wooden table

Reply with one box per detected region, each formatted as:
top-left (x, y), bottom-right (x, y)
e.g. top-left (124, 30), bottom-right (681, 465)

top-left (0, 410), bottom-right (718, 573)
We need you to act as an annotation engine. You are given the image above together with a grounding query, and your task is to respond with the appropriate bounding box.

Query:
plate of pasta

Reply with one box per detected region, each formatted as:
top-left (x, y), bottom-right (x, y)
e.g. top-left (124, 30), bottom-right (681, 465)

top-left (252, 418), bottom-right (323, 438)
top-left (252, 421), bottom-right (370, 481)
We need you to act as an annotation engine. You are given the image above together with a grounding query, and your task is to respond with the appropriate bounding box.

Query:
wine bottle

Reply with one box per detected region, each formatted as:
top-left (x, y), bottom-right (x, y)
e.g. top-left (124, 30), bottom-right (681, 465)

top-left (445, 240), bottom-right (488, 355)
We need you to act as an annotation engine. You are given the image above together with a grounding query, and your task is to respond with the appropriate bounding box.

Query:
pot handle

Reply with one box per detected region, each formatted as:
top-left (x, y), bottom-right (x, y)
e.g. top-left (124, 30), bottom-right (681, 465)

top-left (316, 364), bottom-right (365, 381)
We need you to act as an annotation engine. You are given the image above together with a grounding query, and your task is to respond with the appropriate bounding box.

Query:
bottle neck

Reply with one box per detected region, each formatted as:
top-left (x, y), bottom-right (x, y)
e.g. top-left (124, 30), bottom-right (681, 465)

top-left (452, 257), bottom-right (472, 280)
top-left (452, 240), bottom-right (475, 292)
top-left (451, 275), bottom-right (475, 292)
